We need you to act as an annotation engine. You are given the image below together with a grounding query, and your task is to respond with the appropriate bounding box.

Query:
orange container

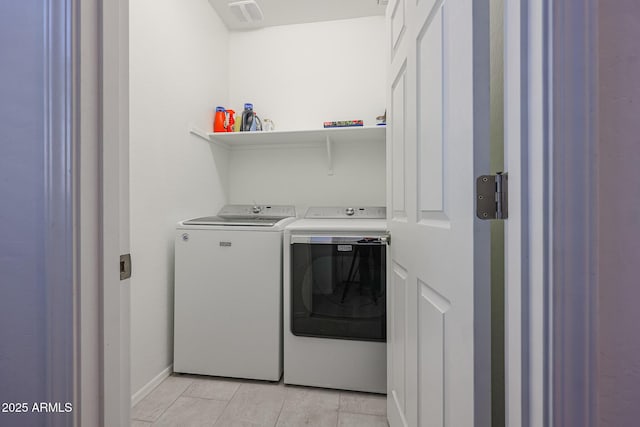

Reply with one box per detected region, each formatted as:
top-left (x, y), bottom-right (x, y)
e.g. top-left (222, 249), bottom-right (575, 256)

top-left (214, 106), bottom-right (226, 132)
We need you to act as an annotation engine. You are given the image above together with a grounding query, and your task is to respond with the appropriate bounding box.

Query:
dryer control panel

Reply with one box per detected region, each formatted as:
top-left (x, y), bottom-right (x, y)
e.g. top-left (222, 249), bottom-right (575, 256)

top-left (304, 206), bottom-right (387, 219)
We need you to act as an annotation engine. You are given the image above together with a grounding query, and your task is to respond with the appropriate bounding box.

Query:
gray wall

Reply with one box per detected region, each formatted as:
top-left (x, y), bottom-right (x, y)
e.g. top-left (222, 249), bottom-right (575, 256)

top-left (0, 1), bottom-right (73, 425)
top-left (597, 1), bottom-right (640, 424)
top-left (0, 2), bottom-right (48, 426)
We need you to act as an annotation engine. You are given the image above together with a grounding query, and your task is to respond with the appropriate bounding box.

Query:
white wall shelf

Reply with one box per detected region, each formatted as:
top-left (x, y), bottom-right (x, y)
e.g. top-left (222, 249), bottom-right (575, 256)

top-left (189, 126), bottom-right (386, 175)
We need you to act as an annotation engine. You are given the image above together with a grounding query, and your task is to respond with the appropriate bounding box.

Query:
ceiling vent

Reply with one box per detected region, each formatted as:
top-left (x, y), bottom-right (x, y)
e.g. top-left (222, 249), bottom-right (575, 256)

top-left (228, 0), bottom-right (264, 23)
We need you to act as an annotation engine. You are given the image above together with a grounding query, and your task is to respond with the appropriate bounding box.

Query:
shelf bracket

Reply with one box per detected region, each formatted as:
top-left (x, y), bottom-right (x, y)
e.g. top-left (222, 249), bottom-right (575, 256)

top-left (326, 135), bottom-right (334, 175)
top-left (189, 127), bottom-right (212, 143)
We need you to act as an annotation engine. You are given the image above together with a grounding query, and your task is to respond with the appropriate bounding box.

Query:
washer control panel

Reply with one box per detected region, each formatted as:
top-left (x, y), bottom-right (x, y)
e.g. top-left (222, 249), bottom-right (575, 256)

top-left (304, 206), bottom-right (386, 219)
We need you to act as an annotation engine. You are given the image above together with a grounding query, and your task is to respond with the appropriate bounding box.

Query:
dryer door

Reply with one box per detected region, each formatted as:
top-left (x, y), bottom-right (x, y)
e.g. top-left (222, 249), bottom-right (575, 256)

top-left (290, 235), bottom-right (386, 342)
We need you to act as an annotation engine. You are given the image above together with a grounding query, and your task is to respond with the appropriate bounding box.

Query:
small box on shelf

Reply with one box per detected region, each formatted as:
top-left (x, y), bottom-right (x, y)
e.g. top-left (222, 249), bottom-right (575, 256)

top-left (323, 120), bottom-right (364, 128)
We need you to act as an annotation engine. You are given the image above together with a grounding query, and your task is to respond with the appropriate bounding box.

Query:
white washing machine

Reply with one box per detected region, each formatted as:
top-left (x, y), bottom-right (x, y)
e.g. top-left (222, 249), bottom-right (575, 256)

top-left (283, 207), bottom-right (388, 393)
top-left (173, 204), bottom-right (296, 381)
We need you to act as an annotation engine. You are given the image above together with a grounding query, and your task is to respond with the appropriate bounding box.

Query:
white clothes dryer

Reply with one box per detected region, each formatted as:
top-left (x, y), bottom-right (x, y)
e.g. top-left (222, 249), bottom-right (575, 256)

top-left (173, 204), bottom-right (296, 381)
top-left (283, 207), bottom-right (388, 393)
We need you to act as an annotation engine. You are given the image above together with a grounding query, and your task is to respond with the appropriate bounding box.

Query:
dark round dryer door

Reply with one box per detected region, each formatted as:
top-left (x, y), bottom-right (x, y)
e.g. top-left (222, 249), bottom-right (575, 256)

top-left (290, 235), bottom-right (386, 342)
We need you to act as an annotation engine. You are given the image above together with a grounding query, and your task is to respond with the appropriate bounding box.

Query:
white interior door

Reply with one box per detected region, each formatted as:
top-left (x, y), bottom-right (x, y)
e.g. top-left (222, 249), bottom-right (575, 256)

top-left (386, 0), bottom-right (491, 426)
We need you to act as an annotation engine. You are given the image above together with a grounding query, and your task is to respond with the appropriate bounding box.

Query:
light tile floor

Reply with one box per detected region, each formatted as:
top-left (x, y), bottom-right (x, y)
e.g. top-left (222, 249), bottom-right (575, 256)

top-left (132, 374), bottom-right (388, 427)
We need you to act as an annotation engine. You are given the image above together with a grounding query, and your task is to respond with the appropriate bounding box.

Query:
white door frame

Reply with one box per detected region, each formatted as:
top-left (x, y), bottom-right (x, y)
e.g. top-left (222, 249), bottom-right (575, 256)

top-left (100, 0), bottom-right (131, 425)
top-left (504, 0), bottom-right (553, 426)
top-left (505, 1), bottom-right (599, 426)
top-left (74, 0), bottom-right (130, 425)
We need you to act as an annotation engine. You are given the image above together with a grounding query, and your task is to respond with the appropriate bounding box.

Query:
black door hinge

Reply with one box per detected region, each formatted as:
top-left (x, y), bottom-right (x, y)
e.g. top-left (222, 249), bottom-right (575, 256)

top-left (476, 173), bottom-right (508, 220)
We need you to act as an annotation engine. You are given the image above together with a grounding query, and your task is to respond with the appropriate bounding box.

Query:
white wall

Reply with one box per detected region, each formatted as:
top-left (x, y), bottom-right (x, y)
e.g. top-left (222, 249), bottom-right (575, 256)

top-left (129, 0), bottom-right (229, 396)
top-left (228, 17), bottom-right (386, 130)
top-left (228, 140), bottom-right (386, 211)
top-left (227, 17), bottom-right (386, 209)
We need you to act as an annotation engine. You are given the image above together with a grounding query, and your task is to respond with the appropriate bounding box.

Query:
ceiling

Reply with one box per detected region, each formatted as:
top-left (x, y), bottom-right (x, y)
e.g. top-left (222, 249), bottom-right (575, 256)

top-left (207, 0), bottom-right (387, 31)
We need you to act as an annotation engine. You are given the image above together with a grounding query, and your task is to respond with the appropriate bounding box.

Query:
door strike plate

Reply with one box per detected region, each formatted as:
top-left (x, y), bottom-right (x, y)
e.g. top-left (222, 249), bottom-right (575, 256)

top-left (120, 253), bottom-right (132, 280)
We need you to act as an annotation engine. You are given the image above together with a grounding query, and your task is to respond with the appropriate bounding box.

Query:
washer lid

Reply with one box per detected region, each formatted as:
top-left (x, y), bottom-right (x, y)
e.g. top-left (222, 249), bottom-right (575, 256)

top-left (182, 216), bottom-right (284, 227)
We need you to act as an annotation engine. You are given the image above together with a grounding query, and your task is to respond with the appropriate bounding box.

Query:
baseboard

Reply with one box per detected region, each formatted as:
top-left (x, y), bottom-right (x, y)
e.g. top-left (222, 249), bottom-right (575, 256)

top-left (131, 364), bottom-right (173, 407)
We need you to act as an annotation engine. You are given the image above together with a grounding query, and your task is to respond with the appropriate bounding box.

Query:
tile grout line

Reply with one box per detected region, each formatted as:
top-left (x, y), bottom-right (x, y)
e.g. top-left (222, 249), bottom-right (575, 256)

top-left (131, 376), bottom-right (175, 423)
top-left (271, 391), bottom-right (287, 427)
top-left (339, 409), bottom-right (388, 416)
top-left (337, 393), bottom-right (344, 427)
top-left (211, 381), bottom-right (243, 427)
top-left (338, 390), bottom-right (388, 419)
top-left (266, 379), bottom-right (285, 427)
top-left (181, 393), bottom-right (238, 403)
top-left (143, 376), bottom-right (194, 424)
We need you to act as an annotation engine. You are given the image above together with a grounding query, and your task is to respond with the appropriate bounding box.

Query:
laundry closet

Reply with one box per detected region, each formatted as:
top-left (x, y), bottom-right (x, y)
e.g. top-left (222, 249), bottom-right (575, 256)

top-left (129, 0), bottom-right (387, 401)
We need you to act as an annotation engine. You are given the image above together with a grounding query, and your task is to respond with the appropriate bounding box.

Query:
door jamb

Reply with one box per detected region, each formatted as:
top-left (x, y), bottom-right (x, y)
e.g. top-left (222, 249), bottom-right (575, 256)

top-left (74, 0), bottom-right (131, 425)
top-left (99, 0), bottom-right (131, 425)
top-left (504, 0), bottom-right (553, 426)
top-left (505, 0), bottom-right (598, 425)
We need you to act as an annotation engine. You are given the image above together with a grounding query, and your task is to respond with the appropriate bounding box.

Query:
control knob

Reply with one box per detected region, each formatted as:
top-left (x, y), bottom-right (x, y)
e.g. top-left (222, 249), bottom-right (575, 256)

top-left (345, 207), bottom-right (355, 216)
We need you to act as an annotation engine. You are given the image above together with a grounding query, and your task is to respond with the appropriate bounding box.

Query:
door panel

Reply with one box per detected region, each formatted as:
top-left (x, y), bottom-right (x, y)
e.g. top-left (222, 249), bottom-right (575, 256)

top-left (390, 0), bottom-right (406, 53)
top-left (386, 0), bottom-right (491, 425)
top-left (390, 263), bottom-right (408, 416)
top-left (419, 280), bottom-right (450, 427)
top-left (417, 8), bottom-right (444, 216)
top-left (391, 66), bottom-right (408, 218)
